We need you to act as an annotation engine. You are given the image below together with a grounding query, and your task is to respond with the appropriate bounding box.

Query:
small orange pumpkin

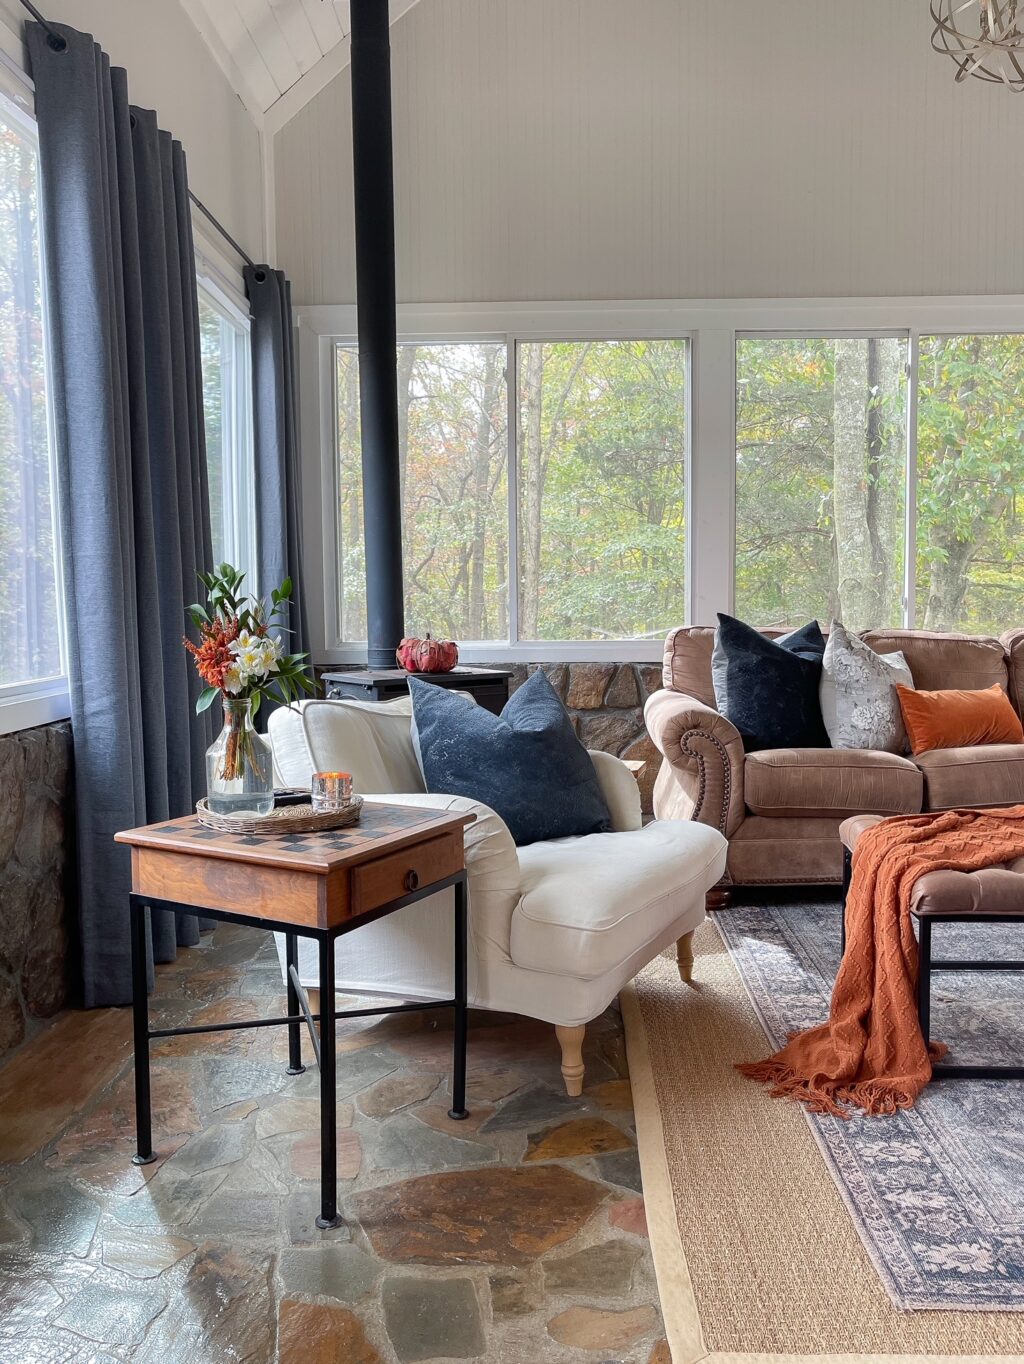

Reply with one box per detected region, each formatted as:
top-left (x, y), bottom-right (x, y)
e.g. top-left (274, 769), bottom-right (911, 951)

top-left (397, 633), bottom-right (459, 674)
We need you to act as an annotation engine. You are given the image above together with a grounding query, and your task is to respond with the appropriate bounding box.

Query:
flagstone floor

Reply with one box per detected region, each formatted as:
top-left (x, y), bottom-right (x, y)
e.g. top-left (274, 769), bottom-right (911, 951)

top-left (0, 924), bottom-right (669, 1363)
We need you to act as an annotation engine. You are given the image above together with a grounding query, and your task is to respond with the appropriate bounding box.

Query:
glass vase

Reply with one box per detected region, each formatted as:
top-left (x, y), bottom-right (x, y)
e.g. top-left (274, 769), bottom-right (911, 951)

top-left (206, 697), bottom-right (274, 816)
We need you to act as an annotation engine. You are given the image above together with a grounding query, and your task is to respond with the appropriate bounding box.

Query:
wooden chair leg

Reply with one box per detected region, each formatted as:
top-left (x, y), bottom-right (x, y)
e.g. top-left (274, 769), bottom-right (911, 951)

top-left (677, 929), bottom-right (695, 983)
top-left (307, 987), bottom-right (321, 1033)
top-left (555, 1024), bottom-right (586, 1096)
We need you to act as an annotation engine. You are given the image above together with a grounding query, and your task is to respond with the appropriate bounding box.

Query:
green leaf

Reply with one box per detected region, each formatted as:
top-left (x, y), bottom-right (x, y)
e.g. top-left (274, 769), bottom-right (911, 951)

top-left (195, 686), bottom-right (219, 714)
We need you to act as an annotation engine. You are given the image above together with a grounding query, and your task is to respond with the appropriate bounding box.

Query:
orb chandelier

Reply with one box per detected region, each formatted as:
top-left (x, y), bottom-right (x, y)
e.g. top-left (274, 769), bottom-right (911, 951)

top-left (931, 0), bottom-right (1024, 90)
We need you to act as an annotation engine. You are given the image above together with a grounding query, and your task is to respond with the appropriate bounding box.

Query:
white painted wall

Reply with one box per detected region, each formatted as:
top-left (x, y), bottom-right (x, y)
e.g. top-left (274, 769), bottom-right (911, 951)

top-left (0, 0), bottom-right (264, 260)
top-left (273, 0), bottom-right (1024, 306)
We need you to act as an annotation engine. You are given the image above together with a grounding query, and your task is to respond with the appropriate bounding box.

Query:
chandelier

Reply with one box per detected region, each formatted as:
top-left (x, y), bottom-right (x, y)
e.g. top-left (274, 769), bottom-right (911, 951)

top-left (931, 0), bottom-right (1024, 90)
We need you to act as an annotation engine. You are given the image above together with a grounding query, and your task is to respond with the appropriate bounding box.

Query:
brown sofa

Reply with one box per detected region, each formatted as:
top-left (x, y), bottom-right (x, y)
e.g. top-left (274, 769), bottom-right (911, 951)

top-left (645, 626), bottom-right (1024, 900)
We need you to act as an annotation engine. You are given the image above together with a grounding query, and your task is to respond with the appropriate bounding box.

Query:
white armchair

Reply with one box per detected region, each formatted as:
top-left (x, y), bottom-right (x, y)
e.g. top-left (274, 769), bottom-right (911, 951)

top-left (268, 696), bottom-right (727, 1094)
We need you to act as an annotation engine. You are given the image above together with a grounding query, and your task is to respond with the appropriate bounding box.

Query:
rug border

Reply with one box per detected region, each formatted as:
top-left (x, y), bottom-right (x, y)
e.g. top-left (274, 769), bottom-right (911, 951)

top-left (619, 970), bottom-right (1024, 1364)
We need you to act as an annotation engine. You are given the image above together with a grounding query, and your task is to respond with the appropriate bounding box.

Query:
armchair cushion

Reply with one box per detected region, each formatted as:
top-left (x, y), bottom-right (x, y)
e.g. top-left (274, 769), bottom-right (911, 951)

top-left (510, 820), bottom-right (726, 980)
top-left (409, 670), bottom-right (610, 846)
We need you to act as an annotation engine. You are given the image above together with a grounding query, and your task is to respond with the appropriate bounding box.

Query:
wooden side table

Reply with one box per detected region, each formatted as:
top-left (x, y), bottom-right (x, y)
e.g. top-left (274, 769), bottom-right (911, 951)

top-left (115, 802), bottom-right (475, 1228)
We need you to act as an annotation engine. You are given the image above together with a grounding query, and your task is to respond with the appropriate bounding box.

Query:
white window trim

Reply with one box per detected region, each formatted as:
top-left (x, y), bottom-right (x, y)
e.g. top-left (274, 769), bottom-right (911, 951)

top-left (298, 295), bottom-right (1024, 666)
top-left (0, 86), bottom-right (71, 735)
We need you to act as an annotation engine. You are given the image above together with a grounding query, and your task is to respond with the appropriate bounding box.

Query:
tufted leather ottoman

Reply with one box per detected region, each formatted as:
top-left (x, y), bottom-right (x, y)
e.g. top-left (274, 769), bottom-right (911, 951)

top-left (838, 814), bottom-right (1024, 1080)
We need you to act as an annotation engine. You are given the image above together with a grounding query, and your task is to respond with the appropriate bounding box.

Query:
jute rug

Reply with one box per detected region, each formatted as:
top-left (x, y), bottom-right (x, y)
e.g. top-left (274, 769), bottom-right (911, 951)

top-left (621, 917), bottom-right (1024, 1364)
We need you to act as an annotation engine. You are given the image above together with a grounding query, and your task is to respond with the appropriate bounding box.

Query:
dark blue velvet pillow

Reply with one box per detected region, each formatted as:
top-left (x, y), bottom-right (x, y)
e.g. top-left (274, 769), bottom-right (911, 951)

top-left (408, 670), bottom-right (611, 846)
top-left (711, 613), bottom-right (830, 752)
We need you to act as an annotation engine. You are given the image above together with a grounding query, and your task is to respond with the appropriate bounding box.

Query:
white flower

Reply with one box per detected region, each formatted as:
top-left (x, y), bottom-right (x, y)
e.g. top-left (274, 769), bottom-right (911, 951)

top-left (223, 662), bottom-right (244, 694)
top-left (229, 631), bottom-right (283, 682)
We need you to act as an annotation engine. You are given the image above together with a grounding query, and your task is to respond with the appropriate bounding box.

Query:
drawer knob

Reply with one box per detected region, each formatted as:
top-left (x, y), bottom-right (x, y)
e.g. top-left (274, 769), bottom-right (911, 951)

top-left (405, 869), bottom-right (420, 892)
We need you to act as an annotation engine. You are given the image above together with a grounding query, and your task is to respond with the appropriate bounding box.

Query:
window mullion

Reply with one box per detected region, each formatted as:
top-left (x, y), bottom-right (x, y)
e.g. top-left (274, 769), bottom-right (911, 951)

top-left (506, 337), bottom-right (520, 648)
top-left (904, 331), bottom-right (920, 630)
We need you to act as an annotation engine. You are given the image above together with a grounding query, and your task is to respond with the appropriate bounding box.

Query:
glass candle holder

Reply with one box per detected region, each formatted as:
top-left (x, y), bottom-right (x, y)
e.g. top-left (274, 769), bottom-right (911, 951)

top-left (311, 771), bottom-right (353, 812)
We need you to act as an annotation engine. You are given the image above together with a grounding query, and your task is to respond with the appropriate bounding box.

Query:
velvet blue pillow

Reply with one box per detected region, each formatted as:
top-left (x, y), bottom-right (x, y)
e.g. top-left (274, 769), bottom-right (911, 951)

top-left (408, 670), bottom-right (611, 846)
top-left (711, 613), bottom-right (830, 752)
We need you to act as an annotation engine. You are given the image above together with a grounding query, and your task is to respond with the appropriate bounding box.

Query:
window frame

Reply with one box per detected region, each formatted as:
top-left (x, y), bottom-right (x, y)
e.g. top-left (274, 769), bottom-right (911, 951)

top-left (300, 297), bottom-right (1024, 666)
top-left (0, 85), bottom-right (69, 734)
top-left (196, 266), bottom-right (257, 588)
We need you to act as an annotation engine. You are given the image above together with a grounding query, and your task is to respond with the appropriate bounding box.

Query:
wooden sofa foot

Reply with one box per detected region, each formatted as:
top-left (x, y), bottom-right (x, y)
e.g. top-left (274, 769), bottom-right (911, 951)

top-left (677, 930), bottom-right (695, 983)
top-left (706, 887), bottom-right (732, 911)
top-left (555, 1024), bottom-right (586, 1096)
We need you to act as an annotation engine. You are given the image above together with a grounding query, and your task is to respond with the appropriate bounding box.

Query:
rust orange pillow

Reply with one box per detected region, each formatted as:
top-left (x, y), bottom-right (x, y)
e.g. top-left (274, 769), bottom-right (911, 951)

top-left (895, 683), bottom-right (1024, 756)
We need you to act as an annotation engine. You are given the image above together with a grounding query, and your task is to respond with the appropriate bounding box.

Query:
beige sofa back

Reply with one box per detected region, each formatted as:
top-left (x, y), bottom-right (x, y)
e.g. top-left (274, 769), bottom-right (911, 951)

top-left (663, 625), bottom-right (1014, 714)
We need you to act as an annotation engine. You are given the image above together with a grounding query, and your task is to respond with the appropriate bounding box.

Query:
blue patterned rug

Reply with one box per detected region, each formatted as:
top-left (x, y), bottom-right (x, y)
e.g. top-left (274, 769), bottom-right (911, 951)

top-left (717, 894), bottom-right (1024, 1312)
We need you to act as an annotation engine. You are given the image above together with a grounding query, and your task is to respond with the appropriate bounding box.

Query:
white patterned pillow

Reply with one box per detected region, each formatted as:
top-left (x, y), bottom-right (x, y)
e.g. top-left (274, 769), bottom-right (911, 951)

top-left (820, 621), bottom-right (914, 753)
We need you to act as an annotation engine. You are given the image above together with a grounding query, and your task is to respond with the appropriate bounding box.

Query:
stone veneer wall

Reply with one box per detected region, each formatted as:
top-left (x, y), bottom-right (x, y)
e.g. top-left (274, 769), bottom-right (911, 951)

top-left (0, 722), bottom-right (74, 1061)
top-left (488, 663), bottom-right (664, 816)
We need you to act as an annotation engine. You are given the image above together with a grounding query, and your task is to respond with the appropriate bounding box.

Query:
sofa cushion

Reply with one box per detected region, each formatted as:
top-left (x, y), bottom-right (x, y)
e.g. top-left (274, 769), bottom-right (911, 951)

top-left (744, 748), bottom-right (923, 818)
top-left (409, 670), bottom-right (611, 846)
top-left (914, 745), bottom-right (1024, 810)
top-left (896, 683), bottom-right (1024, 755)
top-left (861, 629), bottom-right (1008, 694)
top-left (711, 614), bottom-right (830, 752)
top-left (820, 621), bottom-right (913, 753)
top-left (510, 821), bottom-right (726, 980)
top-left (729, 815), bottom-right (846, 885)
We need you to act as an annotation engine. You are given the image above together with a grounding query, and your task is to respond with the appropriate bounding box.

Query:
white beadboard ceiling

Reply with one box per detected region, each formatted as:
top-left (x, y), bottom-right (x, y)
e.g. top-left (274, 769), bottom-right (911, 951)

top-left (180, 0), bottom-right (422, 128)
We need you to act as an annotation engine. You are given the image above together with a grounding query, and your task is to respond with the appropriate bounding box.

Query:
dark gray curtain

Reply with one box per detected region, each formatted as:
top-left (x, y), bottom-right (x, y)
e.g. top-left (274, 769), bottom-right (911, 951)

top-left (244, 266), bottom-right (309, 654)
top-left (28, 23), bottom-right (215, 1007)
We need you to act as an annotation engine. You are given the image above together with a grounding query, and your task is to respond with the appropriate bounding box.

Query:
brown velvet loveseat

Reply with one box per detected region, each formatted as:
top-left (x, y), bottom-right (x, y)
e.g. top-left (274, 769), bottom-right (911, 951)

top-left (645, 626), bottom-right (1024, 902)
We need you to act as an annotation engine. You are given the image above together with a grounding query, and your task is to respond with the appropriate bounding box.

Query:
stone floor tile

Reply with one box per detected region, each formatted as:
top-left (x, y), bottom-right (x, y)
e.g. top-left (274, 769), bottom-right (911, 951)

top-left (546, 1303), bottom-right (658, 1350)
top-left (593, 1147), bottom-right (643, 1193)
top-left (524, 1117), bottom-right (634, 1163)
top-left (489, 1268), bottom-right (544, 1319)
top-left (8, 1179), bottom-right (100, 1258)
top-left (50, 1277), bottom-right (166, 1348)
top-left (187, 1191), bottom-right (280, 1239)
top-left (541, 1240), bottom-right (642, 1296)
top-left (588, 1078), bottom-right (633, 1110)
top-left (285, 1190), bottom-right (353, 1245)
top-left (465, 1067), bottom-right (527, 1103)
top-left (3, 1329), bottom-right (122, 1364)
top-left (288, 1127), bottom-right (361, 1181)
top-left (278, 1299), bottom-right (383, 1364)
top-left (256, 1095), bottom-right (352, 1138)
top-left (0, 1255), bottom-right (66, 1335)
top-left (382, 1275), bottom-right (486, 1363)
top-left (371, 1112), bottom-right (497, 1173)
top-left (110, 1165), bottom-right (231, 1233)
top-left (356, 1072), bottom-right (438, 1119)
top-left (163, 1120), bottom-right (252, 1176)
top-left (481, 1083), bottom-right (586, 1132)
top-left (0, 1009), bottom-right (132, 1162)
top-left (648, 1339), bottom-right (672, 1364)
top-left (100, 1226), bottom-right (195, 1279)
top-left (351, 1165), bottom-right (607, 1266)
top-left (411, 1099), bottom-right (495, 1135)
top-left (608, 1196), bottom-right (649, 1238)
top-left (277, 1243), bottom-right (379, 1302)
top-left (132, 1242), bottom-right (274, 1364)
top-left (199, 1056), bottom-right (288, 1112)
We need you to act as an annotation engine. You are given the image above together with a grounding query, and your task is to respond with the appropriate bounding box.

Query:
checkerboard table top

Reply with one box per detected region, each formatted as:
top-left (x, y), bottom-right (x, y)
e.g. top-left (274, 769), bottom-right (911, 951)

top-left (115, 801), bottom-right (474, 875)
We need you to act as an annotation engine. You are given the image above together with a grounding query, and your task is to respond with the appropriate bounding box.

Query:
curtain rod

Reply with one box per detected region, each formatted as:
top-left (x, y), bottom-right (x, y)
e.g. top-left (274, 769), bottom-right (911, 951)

top-left (17, 0), bottom-right (260, 274)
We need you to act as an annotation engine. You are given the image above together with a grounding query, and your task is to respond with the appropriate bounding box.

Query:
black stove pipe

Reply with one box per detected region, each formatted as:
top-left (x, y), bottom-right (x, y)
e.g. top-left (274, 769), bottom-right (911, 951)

top-left (350, 0), bottom-right (405, 668)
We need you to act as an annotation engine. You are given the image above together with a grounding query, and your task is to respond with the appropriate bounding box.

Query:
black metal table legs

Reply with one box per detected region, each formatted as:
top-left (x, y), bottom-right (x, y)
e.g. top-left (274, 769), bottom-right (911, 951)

top-left (130, 872), bottom-right (471, 1229)
top-left (130, 899), bottom-right (156, 1167)
top-left (448, 877), bottom-right (469, 1121)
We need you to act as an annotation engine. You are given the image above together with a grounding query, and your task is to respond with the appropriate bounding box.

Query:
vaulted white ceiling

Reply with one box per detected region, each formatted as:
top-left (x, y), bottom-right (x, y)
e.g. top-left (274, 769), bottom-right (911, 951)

top-left (180, 0), bottom-right (422, 130)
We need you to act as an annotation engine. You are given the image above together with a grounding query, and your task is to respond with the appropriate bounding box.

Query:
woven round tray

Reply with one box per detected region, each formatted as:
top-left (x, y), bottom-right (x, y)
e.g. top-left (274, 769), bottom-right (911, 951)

top-left (195, 794), bottom-right (363, 835)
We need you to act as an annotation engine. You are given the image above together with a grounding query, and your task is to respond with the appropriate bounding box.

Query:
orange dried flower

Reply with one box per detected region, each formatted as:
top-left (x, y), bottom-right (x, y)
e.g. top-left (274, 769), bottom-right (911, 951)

top-left (183, 617), bottom-right (240, 691)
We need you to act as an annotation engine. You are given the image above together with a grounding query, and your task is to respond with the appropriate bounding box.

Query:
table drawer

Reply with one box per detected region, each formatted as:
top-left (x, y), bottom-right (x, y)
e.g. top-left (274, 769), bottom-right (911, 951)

top-left (350, 833), bottom-right (462, 916)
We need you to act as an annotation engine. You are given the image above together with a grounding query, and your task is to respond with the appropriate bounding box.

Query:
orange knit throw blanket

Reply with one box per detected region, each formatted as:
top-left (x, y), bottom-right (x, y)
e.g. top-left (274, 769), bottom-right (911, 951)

top-left (738, 806), bottom-right (1024, 1118)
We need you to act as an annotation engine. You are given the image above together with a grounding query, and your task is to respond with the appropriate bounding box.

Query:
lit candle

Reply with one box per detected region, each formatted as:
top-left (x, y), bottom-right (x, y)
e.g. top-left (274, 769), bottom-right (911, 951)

top-left (311, 771), bottom-right (353, 811)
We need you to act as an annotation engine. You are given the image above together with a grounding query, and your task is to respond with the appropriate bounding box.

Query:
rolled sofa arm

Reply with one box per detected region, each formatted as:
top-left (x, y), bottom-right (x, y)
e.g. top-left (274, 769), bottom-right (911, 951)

top-left (643, 689), bottom-right (745, 836)
top-left (588, 750), bottom-right (643, 832)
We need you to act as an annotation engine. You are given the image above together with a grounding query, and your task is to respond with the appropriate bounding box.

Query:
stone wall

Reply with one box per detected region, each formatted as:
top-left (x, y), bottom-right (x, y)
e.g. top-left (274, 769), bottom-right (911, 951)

top-left (492, 663), bottom-right (664, 815)
top-left (0, 722), bottom-right (74, 1061)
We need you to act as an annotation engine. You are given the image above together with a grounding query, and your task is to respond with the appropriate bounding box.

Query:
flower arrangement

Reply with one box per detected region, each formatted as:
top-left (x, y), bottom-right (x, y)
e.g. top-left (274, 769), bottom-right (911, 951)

top-left (185, 564), bottom-right (315, 786)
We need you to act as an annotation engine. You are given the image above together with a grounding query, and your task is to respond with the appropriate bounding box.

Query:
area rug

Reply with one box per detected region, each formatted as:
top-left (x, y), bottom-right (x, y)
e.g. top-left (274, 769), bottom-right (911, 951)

top-left (621, 909), bottom-right (1024, 1363)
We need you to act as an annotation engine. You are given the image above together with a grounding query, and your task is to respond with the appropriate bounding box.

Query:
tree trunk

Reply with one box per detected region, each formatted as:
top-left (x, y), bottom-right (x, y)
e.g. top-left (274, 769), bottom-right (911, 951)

top-left (467, 348), bottom-right (499, 638)
top-left (396, 345), bottom-right (416, 509)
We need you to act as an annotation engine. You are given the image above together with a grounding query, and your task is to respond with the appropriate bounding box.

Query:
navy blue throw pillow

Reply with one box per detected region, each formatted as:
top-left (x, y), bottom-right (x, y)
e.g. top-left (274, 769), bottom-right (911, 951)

top-left (408, 670), bottom-right (612, 846)
top-left (711, 613), bottom-right (830, 752)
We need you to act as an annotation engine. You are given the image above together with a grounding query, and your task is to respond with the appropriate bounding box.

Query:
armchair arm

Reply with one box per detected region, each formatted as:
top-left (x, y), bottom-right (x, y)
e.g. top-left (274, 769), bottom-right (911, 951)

top-left (587, 750), bottom-right (642, 832)
top-left (643, 689), bottom-right (745, 836)
top-left (364, 794), bottom-right (521, 960)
